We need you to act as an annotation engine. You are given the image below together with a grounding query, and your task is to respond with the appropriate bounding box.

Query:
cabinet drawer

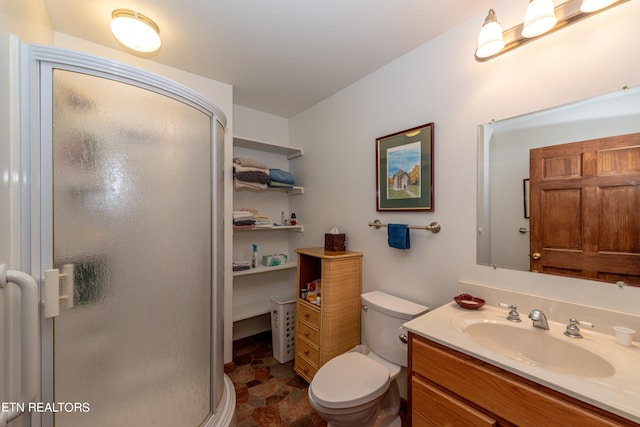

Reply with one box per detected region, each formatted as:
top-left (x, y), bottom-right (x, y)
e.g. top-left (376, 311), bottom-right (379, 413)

top-left (297, 302), bottom-right (320, 328)
top-left (296, 337), bottom-right (319, 366)
top-left (297, 319), bottom-right (319, 345)
top-left (294, 354), bottom-right (318, 383)
top-left (412, 375), bottom-right (496, 426)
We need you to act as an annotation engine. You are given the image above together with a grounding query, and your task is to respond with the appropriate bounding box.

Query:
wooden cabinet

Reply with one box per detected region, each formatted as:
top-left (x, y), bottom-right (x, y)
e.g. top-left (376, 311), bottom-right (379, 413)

top-left (408, 333), bottom-right (634, 427)
top-left (294, 247), bottom-right (363, 383)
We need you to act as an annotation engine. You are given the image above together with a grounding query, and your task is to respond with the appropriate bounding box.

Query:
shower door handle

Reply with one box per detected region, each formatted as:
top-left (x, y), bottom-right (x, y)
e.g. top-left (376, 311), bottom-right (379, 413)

top-left (0, 264), bottom-right (39, 424)
top-left (44, 264), bottom-right (75, 318)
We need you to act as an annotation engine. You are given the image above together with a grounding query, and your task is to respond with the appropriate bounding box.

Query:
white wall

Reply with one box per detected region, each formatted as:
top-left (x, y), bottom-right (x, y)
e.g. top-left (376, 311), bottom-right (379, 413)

top-left (289, 0), bottom-right (640, 314)
top-left (234, 104), bottom-right (289, 146)
top-left (0, 0), bottom-right (53, 45)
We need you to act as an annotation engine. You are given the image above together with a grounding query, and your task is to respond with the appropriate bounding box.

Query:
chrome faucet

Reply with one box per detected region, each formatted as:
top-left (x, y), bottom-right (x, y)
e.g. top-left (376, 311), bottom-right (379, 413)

top-left (499, 303), bottom-right (521, 322)
top-left (564, 318), bottom-right (594, 339)
top-left (528, 309), bottom-right (549, 330)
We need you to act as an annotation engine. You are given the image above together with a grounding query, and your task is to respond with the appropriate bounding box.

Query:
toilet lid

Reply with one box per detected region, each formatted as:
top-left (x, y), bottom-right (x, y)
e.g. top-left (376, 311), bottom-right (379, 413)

top-left (310, 352), bottom-right (390, 409)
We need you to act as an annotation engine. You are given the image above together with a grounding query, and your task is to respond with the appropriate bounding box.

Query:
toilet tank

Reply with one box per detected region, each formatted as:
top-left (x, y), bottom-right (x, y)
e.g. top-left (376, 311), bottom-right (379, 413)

top-left (361, 291), bottom-right (429, 367)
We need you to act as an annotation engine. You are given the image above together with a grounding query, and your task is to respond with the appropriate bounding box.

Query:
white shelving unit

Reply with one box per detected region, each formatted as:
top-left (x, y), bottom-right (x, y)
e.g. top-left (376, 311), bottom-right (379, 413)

top-left (231, 136), bottom-right (303, 332)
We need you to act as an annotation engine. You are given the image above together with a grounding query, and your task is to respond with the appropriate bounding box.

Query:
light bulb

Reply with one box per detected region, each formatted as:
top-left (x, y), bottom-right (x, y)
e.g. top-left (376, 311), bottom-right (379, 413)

top-left (522, 0), bottom-right (557, 38)
top-left (580, 0), bottom-right (618, 12)
top-left (476, 9), bottom-right (505, 58)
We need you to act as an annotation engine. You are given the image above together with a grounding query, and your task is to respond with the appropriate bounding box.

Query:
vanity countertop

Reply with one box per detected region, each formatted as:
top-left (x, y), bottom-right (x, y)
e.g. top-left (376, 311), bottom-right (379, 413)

top-left (404, 301), bottom-right (640, 423)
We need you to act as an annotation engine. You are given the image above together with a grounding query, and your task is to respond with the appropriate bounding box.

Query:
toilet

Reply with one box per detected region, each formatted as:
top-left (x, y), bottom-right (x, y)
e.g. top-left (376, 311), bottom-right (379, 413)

top-left (308, 291), bottom-right (429, 427)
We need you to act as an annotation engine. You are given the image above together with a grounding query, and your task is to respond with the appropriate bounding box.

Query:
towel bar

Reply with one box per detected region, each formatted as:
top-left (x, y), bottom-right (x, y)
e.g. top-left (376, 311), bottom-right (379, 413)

top-left (368, 219), bottom-right (441, 234)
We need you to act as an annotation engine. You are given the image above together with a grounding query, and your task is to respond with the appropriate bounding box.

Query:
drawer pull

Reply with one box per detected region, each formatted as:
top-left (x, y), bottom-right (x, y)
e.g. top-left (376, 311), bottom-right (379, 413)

top-left (305, 313), bottom-right (311, 318)
top-left (304, 332), bottom-right (310, 337)
top-left (304, 350), bottom-right (310, 355)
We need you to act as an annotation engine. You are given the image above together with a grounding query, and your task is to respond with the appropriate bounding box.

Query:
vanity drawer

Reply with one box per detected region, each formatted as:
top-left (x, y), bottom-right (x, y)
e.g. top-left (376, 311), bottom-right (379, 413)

top-left (296, 336), bottom-right (320, 366)
top-left (297, 318), bottom-right (319, 345)
top-left (297, 301), bottom-right (320, 328)
top-left (412, 375), bottom-right (496, 426)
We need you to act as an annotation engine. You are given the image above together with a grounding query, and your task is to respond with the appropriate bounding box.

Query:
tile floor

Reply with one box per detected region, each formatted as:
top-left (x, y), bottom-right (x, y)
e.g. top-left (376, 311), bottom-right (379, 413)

top-left (229, 331), bottom-right (408, 427)
top-left (229, 331), bottom-right (327, 426)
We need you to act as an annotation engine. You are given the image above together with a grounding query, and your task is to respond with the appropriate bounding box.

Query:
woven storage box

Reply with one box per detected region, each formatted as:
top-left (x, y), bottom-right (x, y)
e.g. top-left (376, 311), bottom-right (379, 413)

top-left (270, 295), bottom-right (297, 363)
top-left (324, 233), bottom-right (346, 251)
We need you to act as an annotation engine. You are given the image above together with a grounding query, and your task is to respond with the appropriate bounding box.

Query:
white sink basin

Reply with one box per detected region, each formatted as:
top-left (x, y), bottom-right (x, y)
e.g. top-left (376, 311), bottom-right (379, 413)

top-left (463, 321), bottom-right (615, 378)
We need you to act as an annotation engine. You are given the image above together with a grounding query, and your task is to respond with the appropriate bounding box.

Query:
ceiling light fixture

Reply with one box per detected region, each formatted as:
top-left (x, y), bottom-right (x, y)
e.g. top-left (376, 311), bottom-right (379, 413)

top-left (475, 0), bottom-right (627, 61)
top-left (111, 9), bottom-right (161, 53)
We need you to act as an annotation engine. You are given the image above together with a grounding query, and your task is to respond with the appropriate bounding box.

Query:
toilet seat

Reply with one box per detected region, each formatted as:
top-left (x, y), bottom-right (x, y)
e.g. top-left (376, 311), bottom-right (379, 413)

top-left (309, 352), bottom-right (390, 409)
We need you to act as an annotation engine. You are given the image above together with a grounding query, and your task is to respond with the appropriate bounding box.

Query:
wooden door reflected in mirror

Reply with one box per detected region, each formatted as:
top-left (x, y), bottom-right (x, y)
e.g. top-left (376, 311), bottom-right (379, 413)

top-left (529, 133), bottom-right (640, 286)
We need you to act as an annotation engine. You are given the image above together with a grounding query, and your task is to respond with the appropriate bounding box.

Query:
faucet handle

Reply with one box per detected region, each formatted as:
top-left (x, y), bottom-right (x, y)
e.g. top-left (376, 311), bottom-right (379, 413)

top-left (499, 303), bottom-right (522, 322)
top-left (564, 318), bottom-right (594, 339)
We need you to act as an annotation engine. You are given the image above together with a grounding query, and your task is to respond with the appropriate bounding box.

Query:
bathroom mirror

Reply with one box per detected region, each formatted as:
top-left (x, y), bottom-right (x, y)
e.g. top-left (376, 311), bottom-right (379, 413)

top-left (477, 86), bottom-right (640, 285)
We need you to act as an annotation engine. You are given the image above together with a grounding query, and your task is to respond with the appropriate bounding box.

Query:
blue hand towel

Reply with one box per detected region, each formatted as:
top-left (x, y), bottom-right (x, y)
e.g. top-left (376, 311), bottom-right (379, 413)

top-left (268, 168), bottom-right (295, 185)
top-left (388, 224), bottom-right (410, 250)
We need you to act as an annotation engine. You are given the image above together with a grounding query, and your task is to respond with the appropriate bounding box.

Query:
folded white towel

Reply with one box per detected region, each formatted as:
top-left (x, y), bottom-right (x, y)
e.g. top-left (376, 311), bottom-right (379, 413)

top-left (233, 210), bottom-right (254, 219)
top-left (233, 157), bottom-right (268, 170)
top-left (234, 179), bottom-right (268, 191)
top-left (233, 163), bottom-right (269, 174)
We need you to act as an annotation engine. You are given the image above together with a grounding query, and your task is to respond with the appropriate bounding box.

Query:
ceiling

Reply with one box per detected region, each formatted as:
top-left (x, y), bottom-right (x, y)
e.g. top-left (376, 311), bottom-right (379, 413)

top-left (43, 0), bottom-right (496, 118)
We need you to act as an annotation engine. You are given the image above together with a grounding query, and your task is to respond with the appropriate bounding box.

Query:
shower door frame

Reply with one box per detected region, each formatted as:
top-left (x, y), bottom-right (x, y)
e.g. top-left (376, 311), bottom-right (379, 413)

top-left (22, 44), bottom-right (227, 427)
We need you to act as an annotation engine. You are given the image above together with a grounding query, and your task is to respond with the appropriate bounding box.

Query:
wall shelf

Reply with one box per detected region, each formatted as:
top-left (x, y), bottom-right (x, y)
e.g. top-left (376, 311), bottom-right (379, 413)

top-left (233, 262), bottom-right (297, 277)
top-left (234, 185), bottom-right (304, 195)
top-left (233, 225), bottom-right (304, 232)
top-left (232, 302), bottom-right (271, 322)
top-left (233, 136), bottom-right (303, 160)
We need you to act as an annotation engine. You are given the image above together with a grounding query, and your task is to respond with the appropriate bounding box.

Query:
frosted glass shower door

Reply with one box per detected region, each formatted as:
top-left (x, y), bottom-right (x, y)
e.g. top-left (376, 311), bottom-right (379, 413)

top-left (50, 69), bottom-right (213, 426)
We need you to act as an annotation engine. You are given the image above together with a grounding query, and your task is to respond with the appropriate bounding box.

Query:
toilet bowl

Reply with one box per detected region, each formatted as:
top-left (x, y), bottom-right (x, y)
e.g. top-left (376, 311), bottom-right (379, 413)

top-left (308, 347), bottom-right (402, 427)
top-left (308, 291), bottom-right (428, 427)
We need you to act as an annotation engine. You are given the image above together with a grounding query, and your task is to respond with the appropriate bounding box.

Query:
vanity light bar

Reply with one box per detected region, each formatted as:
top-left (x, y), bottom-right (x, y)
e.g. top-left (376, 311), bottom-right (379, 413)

top-left (475, 0), bottom-right (629, 61)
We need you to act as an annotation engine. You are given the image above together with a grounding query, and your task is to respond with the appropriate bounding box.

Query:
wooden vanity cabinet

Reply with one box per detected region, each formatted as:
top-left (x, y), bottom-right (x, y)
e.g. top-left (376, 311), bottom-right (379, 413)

top-left (294, 248), bottom-right (363, 383)
top-left (408, 333), bottom-right (635, 427)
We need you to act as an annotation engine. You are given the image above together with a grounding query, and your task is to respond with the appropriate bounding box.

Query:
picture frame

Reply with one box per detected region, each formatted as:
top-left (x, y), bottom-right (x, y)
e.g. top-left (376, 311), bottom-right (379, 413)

top-left (376, 122), bottom-right (434, 211)
top-left (523, 178), bottom-right (530, 219)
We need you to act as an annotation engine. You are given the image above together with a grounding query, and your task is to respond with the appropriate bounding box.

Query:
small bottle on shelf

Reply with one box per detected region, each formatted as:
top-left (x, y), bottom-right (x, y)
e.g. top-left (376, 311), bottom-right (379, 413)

top-left (252, 244), bottom-right (258, 268)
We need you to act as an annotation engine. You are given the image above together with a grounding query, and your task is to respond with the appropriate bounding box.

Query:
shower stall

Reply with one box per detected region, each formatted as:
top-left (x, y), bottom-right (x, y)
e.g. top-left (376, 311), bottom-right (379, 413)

top-left (0, 40), bottom-right (234, 426)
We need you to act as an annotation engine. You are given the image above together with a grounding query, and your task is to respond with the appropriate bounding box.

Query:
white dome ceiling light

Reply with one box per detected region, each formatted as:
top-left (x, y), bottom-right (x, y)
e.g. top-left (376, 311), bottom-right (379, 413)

top-left (111, 9), bottom-right (161, 53)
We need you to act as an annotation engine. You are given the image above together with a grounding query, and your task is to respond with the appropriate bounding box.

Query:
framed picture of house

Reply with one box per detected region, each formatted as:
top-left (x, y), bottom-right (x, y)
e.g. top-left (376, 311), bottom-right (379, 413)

top-left (376, 122), bottom-right (434, 211)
